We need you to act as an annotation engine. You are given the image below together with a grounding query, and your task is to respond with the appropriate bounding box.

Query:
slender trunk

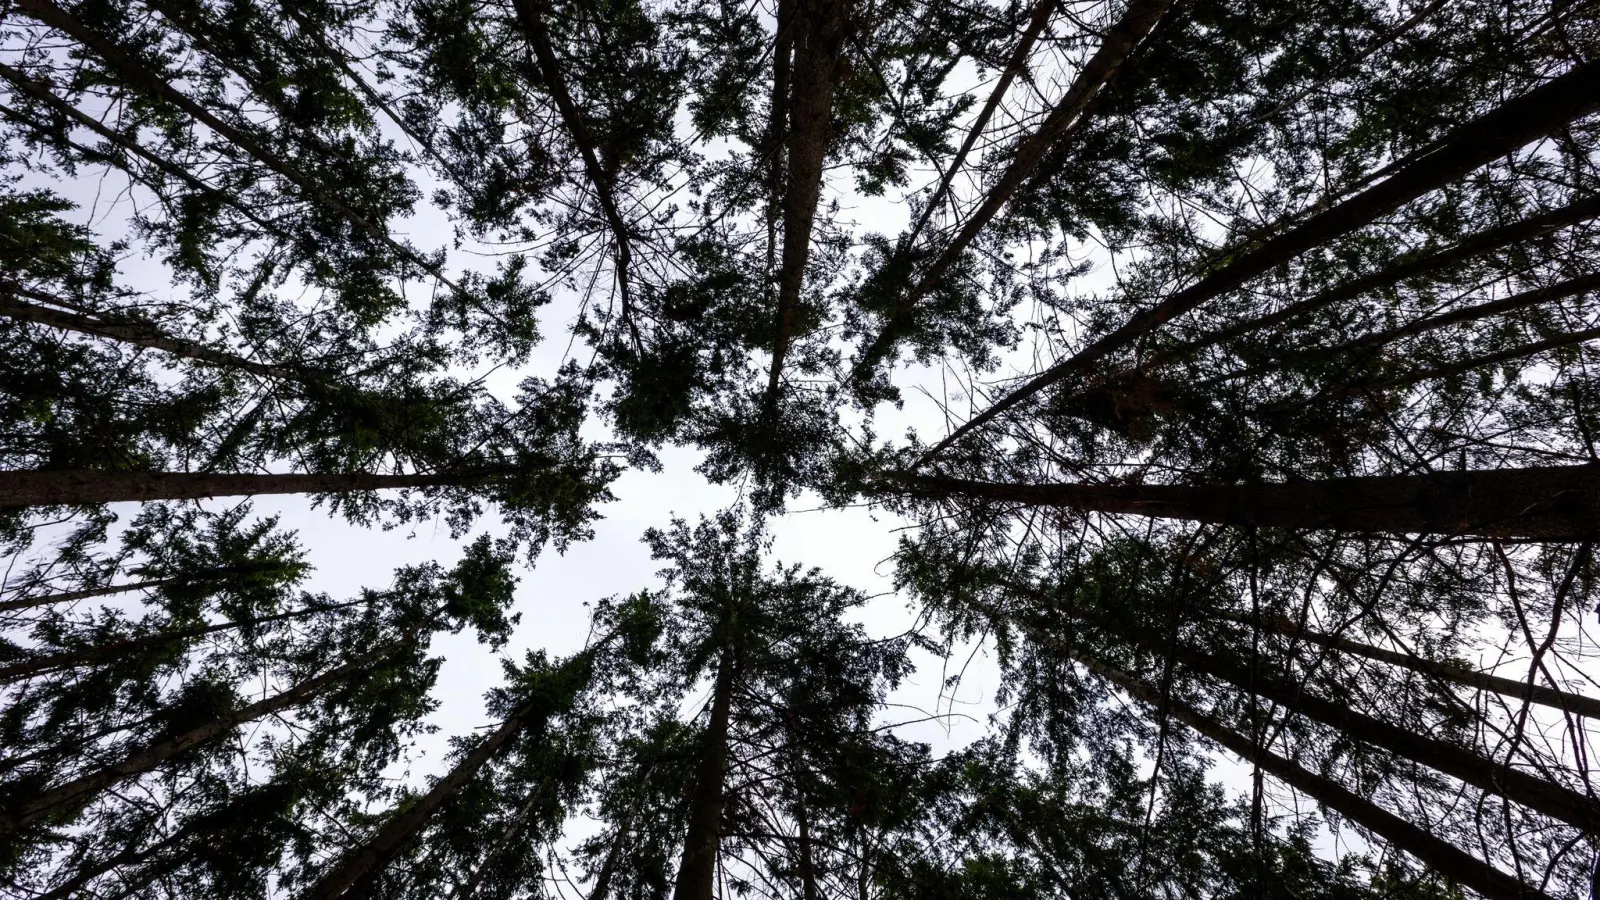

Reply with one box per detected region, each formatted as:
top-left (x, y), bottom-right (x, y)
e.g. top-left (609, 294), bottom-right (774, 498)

top-left (0, 641), bottom-right (401, 834)
top-left (792, 759), bottom-right (820, 900)
top-left (894, 464), bottom-right (1600, 540)
top-left (918, 61), bottom-right (1600, 462)
top-left (766, 0), bottom-right (851, 403)
top-left (763, 0), bottom-right (794, 282)
top-left (0, 293), bottom-right (306, 380)
top-left (1155, 194), bottom-right (1600, 373)
top-left (13, 0), bottom-right (453, 290)
top-left (1376, 325), bottom-right (1600, 389)
top-left (508, 0), bottom-right (636, 346)
top-left (307, 645), bottom-right (604, 900)
top-left (1082, 656), bottom-right (1553, 900)
top-left (0, 469), bottom-right (507, 509)
top-left (0, 61), bottom-right (284, 238)
top-left (854, 0), bottom-right (1174, 378)
top-left (453, 780), bottom-right (547, 899)
top-left (582, 810), bottom-right (635, 900)
top-left (898, 0), bottom-right (1056, 253)
top-left (1215, 610), bottom-right (1600, 719)
top-left (672, 647), bottom-right (736, 900)
top-left (0, 595), bottom-right (372, 683)
top-left (1207, 272), bottom-right (1600, 388)
top-left (1095, 622), bottom-right (1600, 831)
top-left (0, 579), bottom-right (176, 614)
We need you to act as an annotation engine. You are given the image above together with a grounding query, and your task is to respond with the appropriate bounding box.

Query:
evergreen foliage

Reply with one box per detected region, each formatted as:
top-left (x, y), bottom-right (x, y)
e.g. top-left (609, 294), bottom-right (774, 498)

top-left (2, 0), bottom-right (1598, 896)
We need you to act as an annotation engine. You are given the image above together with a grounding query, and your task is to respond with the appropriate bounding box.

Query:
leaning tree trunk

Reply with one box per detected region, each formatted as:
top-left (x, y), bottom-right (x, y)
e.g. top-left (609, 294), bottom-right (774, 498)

top-left (0, 469), bottom-right (509, 509)
top-left (893, 464), bottom-right (1600, 540)
top-left (304, 712), bottom-right (530, 900)
top-left (0, 579), bottom-right (178, 614)
top-left (919, 60), bottom-right (1600, 461)
top-left (0, 595), bottom-right (372, 683)
top-left (1081, 655), bottom-right (1554, 900)
top-left (1215, 610), bottom-right (1600, 719)
top-left (672, 647), bottom-right (737, 900)
top-left (1090, 620), bottom-right (1600, 832)
top-left (0, 640), bottom-right (402, 834)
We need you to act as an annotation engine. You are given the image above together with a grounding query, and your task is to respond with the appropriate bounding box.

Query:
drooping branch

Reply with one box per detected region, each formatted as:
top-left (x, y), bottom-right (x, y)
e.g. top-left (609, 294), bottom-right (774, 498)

top-left (918, 61), bottom-right (1600, 462)
top-left (890, 464), bottom-right (1600, 540)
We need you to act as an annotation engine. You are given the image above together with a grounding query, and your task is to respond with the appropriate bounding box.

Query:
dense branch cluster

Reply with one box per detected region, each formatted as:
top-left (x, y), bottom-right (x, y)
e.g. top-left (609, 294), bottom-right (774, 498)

top-left (1, 0), bottom-right (1597, 897)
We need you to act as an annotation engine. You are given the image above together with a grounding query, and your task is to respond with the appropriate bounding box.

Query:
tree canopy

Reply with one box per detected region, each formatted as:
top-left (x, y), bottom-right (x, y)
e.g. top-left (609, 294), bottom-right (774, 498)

top-left (2, 0), bottom-right (1598, 897)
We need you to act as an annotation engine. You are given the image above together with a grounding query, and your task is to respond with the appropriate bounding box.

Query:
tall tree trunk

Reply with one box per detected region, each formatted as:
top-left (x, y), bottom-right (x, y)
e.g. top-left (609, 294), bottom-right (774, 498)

top-left (918, 61), bottom-right (1600, 462)
top-left (893, 464), bottom-right (1600, 540)
top-left (762, 0), bottom-right (794, 282)
top-left (1, 290), bottom-right (308, 381)
top-left (0, 595), bottom-right (372, 682)
top-left (1215, 610), bottom-right (1600, 719)
top-left (508, 0), bottom-right (637, 346)
top-left (1206, 272), bottom-right (1600, 388)
top-left (0, 640), bottom-right (401, 834)
top-left (0, 579), bottom-right (178, 614)
top-left (0, 469), bottom-right (510, 509)
top-left (766, 0), bottom-right (851, 403)
top-left (898, 0), bottom-right (1057, 253)
top-left (785, 710), bottom-right (821, 900)
top-left (1156, 194), bottom-right (1600, 372)
top-left (305, 708), bottom-right (530, 900)
top-left (854, 0), bottom-right (1174, 378)
top-left (1081, 656), bottom-right (1553, 900)
top-left (581, 808), bottom-right (636, 900)
top-left (452, 779), bottom-right (548, 899)
top-left (672, 647), bottom-right (737, 900)
top-left (1092, 622), bottom-right (1600, 831)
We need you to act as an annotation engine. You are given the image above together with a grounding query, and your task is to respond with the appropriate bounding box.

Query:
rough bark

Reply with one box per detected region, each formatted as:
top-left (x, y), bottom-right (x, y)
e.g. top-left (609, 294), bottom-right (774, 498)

top-left (766, 0), bottom-right (851, 403)
top-left (894, 464), bottom-right (1600, 540)
top-left (854, 0), bottom-right (1174, 378)
top-left (0, 469), bottom-right (509, 509)
top-left (672, 646), bottom-right (736, 900)
top-left (1215, 610), bottom-right (1600, 719)
top-left (919, 61), bottom-right (1600, 461)
top-left (0, 641), bottom-right (400, 834)
top-left (1083, 656), bottom-right (1555, 900)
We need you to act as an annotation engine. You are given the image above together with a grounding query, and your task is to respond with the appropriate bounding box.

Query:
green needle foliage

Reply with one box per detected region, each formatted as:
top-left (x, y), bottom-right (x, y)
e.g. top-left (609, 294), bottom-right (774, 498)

top-left (3, 0), bottom-right (1600, 896)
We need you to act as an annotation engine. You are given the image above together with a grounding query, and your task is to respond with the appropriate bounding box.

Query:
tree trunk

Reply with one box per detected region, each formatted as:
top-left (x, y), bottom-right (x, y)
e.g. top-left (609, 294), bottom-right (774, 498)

top-left (1216, 610), bottom-right (1600, 719)
top-left (1081, 656), bottom-right (1553, 900)
top-left (0, 469), bottom-right (503, 509)
top-left (303, 707), bottom-right (527, 900)
top-left (454, 781), bottom-right (548, 900)
top-left (509, 0), bottom-right (636, 344)
top-left (766, 0), bottom-right (851, 403)
top-left (898, 0), bottom-right (1057, 253)
top-left (854, 0), bottom-right (1174, 378)
top-left (1096, 624), bottom-right (1600, 831)
top-left (1, 289), bottom-right (307, 381)
top-left (672, 646), bottom-right (736, 900)
top-left (918, 60), bottom-right (1600, 461)
top-left (894, 464), bottom-right (1600, 540)
top-left (0, 640), bottom-right (401, 834)
top-left (0, 596), bottom-right (372, 683)
top-left (1207, 272), bottom-right (1600, 387)
top-left (0, 579), bottom-right (178, 614)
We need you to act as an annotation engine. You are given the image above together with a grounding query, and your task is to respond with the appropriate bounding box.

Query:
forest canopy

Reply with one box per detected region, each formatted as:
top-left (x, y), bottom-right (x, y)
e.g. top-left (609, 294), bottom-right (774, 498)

top-left (1, 0), bottom-right (1598, 897)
